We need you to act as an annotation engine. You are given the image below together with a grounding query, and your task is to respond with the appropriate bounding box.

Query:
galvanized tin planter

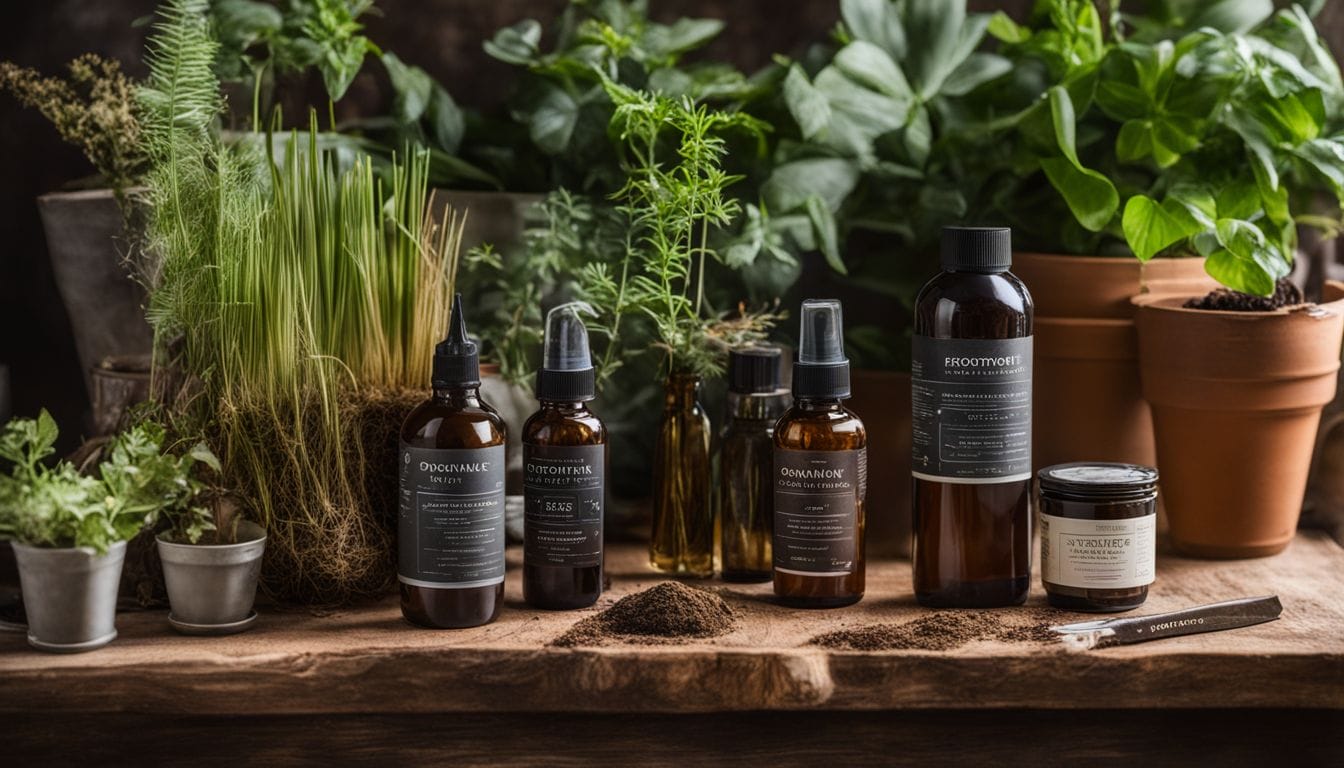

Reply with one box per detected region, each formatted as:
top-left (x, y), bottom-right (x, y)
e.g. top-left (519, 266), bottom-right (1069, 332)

top-left (157, 520), bottom-right (266, 635)
top-left (11, 540), bottom-right (127, 653)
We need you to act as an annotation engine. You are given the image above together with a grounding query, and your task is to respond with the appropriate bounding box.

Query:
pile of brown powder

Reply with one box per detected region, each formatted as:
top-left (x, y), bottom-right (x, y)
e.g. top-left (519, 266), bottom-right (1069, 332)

top-left (552, 582), bottom-right (738, 647)
top-left (810, 610), bottom-right (1058, 651)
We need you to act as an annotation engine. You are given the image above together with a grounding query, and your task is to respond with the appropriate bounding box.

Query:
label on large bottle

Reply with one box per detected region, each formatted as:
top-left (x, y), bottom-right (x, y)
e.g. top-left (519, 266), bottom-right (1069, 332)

top-left (911, 335), bottom-right (1032, 483)
top-left (524, 443), bottom-right (605, 568)
top-left (773, 448), bottom-right (865, 576)
top-left (1040, 513), bottom-right (1156, 589)
top-left (398, 444), bottom-right (506, 588)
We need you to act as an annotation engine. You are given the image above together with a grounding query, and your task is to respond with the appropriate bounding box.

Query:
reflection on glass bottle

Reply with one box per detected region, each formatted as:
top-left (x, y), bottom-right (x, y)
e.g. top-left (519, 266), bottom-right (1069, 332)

top-left (718, 347), bottom-right (789, 582)
top-left (650, 373), bottom-right (712, 576)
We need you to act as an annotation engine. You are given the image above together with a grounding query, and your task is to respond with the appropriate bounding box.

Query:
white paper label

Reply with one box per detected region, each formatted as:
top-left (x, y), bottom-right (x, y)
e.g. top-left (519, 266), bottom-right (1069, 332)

top-left (1040, 513), bottom-right (1155, 589)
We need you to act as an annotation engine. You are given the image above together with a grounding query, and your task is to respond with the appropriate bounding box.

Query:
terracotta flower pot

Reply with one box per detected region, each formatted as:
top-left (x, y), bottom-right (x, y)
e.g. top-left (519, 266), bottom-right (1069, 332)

top-left (847, 369), bottom-right (912, 558)
top-left (1136, 283), bottom-right (1344, 558)
top-left (1013, 253), bottom-right (1216, 469)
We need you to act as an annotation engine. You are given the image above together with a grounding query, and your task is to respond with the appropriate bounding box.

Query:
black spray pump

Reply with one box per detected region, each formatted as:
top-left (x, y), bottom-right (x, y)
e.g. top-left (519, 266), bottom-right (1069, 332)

top-left (536, 303), bottom-right (597, 402)
top-left (433, 293), bottom-right (481, 388)
top-left (792, 299), bottom-right (850, 400)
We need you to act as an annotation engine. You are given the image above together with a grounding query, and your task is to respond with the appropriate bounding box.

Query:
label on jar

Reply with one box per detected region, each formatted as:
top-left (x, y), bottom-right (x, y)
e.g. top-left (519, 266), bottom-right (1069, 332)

top-left (773, 448), bottom-right (865, 576)
top-left (911, 335), bottom-right (1032, 483)
top-left (1040, 513), bottom-right (1156, 589)
top-left (398, 444), bottom-right (506, 588)
top-left (524, 443), bottom-right (604, 568)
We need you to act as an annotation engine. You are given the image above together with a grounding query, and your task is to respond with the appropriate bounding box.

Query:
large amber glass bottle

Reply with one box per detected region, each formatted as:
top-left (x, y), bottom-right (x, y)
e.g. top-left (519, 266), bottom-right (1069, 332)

top-left (523, 304), bottom-right (607, 609)
top-left (773, 300), bottom-right (867, 608)
top-left (649, 373), bottom-right (713, 576)
top-left (912, 227), bottom-right (1033, 608)
top-left (399, 295), bottom-right (507, 628)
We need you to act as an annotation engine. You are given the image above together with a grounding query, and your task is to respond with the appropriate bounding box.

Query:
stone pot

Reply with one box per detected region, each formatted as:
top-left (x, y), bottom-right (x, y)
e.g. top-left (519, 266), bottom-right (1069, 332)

top-left (156, 520), bottom-right (266, 629)
top-left (11, 540), bottom-right (127, 653)
top-left (1136, 282), bottom-right (1344, 557)
top-left (479, 363), bottom-right (537, 542)
top-left (1012, 253), bottom-right (1216, 470)
top-left (430, 189), bottom-right (542, 255)
top-left (37, 189), bottom-right (152, 401)
top-left (847, 369), bottom-right (912, 558)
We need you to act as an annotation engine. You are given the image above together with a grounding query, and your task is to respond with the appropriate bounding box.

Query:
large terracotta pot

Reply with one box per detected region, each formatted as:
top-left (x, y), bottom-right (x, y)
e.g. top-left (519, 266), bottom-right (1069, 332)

top-left (1136, 283), bottom-right (1344, 558)
top-left (847, 369), bottom-right (912, 558)
top-left (1013, 253), bottom-right (1216, 469)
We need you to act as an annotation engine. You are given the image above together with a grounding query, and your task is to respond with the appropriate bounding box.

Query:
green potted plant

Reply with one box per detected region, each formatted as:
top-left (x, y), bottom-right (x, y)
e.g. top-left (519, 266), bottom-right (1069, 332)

top-left (996, 3), bottom-right (1344, 556)
top-left (0, 55), bottom-right (153, 415)
top-left (0, 413), bottom-right (206, 651)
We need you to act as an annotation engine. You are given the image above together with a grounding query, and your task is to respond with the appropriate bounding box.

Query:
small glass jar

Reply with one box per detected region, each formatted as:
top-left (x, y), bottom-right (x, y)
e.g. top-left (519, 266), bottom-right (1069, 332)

top-left (1038, 463), bottom-right (1159, 612)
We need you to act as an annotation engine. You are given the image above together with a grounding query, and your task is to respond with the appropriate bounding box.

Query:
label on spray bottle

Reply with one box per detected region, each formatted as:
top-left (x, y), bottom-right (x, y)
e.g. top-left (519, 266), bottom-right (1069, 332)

top-left (773, 448), bottom-right (866, 576)
top-left (398, 444), bottom-right (506, 588)
top-left (523, 444), bottom-right (605, 568)
top-left (911, 336), bottom-right (1033, 483)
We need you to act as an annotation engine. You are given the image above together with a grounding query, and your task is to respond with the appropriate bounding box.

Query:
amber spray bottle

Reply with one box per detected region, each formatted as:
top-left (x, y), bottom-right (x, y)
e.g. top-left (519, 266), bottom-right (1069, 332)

top-left (911, 227), bottom-right (1033, 608)
top-left (398, 295), bottom-right (508, 628)
top-left (773, 300), bottom-right (867, 607)
top-left (523, 304), bottom-right (607, 609)
top-left (718, 347), bottom-right (789, 582)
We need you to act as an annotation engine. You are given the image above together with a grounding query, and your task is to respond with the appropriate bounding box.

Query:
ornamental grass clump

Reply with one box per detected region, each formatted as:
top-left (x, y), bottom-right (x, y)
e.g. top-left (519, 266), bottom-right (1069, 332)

top-left (138, 0), bottom-right (463, 603)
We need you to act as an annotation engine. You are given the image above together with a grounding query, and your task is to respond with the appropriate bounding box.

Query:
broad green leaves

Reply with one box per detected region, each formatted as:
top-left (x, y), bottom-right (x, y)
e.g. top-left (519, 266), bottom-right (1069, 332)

top-left (782, 65), bottom-right (830, 140)
top-left (1204, 219), bottom-right (1290, 297)
top-left (1040, 87), bottom-right (1118, 232)
top-left (1122, 196), bottom-right (1202, 260)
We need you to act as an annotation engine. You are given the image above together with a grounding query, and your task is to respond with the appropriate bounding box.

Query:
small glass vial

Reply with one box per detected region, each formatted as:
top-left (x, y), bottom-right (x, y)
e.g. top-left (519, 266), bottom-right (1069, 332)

top-left (773, 299), bottom-right (867, 608)
top-left (523, 304), bottom-right (607, 609)
top-left (1038, 463), bottom-right (1158, 612)
top-left (399, 294), bottom-right (507, 629)
top-left (718, 347), bottom-right (790, 583)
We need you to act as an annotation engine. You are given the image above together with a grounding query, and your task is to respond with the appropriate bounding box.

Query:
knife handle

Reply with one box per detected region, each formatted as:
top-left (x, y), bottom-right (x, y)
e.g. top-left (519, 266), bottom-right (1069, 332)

top-left (1111, 595), bottom-right (1282, 644)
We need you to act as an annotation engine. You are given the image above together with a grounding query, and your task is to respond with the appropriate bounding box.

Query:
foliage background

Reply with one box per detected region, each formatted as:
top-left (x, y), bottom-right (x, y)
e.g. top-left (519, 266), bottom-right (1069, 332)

top-left (7, 0), bottom-right (1344, 452)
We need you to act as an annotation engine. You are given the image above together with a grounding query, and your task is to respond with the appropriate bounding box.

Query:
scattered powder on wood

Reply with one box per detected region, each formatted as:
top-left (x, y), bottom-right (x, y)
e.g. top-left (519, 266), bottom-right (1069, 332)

top-left (552, 582), bottom-right (738, 647)
top-left (810, 610), bottom-right (1058, 651)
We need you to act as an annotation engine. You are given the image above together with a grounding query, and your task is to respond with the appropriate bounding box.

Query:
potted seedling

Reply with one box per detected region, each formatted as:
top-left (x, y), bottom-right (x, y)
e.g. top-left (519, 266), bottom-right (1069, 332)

top-left (0, 412), bottom-right (199, 651)
top-left (1083, 6), bottom-right (1344, 557)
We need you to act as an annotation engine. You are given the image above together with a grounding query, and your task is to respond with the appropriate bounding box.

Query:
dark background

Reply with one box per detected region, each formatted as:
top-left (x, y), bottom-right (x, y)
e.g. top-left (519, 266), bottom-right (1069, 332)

top-left (3, 0), bottom-right (1343, 449)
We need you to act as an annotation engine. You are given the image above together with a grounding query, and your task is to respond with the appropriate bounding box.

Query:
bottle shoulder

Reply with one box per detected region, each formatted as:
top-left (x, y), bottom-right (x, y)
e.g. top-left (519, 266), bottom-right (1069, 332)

top-left (914, 270), bottom-right (1034, 338)
top-left (774, 403), bottom-right (867, 450)
top-left (402, 397), bottom-right (507, 448)
top-left (523, 405), bottom-right (608, 446)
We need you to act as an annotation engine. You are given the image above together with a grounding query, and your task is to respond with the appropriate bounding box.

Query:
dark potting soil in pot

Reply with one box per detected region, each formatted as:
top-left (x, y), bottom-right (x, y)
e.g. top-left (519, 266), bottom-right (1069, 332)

top-left (809, 609), bottom-right (1059, 651)
top-left (1184, 278), bottom-right (1303, 311)
top-left (551, 582), bottom-right (737, 647)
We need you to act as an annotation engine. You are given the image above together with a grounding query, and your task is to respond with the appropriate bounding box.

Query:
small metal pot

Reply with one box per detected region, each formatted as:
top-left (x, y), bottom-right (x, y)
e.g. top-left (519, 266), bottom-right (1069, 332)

top-left (11, 540), bottom-right (127, 653)
top-left (156, 520), bottom-right (266, 631)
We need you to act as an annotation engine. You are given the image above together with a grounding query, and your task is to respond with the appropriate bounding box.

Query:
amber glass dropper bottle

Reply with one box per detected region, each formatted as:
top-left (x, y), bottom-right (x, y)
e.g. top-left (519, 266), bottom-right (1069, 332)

top-left (911, 227), bottom-right (1034, 608)
top-left (398, 294), bottom-right (508, 628)
top-left (523, 304), bottom-right (608, 609)
top-left (773, 299), bottom-right (868, 608)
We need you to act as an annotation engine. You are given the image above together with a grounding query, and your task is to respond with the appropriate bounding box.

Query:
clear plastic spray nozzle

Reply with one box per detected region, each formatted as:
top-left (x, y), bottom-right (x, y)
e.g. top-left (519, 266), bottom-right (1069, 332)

top-left (543, 302), bottom-right (596, 373)
top-left (798, 299), bottom-right (847, 365)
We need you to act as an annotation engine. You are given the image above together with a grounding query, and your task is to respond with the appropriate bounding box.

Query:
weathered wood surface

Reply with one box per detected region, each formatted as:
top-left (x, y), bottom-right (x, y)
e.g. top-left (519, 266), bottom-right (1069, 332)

top-left (1, 533), bottom-right (1341, 715)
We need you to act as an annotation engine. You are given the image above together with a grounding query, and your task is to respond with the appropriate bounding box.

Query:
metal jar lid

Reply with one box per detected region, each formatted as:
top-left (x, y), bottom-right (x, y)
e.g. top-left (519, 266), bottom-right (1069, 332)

top-left (1038, 462), bottom-right (1159, 503)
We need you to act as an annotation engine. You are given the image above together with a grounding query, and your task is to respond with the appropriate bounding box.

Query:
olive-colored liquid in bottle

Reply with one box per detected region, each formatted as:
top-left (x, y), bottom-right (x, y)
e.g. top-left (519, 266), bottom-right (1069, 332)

top-left (773, 300), bottom-right (867, 608)
top-left (911, 227), bottom-right (1033, 608)
top-left (399, 294), bottom-right (507, 628)
top-left (523, 304), bottom-right (607, 609)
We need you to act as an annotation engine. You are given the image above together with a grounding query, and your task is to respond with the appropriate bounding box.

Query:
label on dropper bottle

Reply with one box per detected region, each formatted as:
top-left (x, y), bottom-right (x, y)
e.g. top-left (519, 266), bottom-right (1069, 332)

top-left (910, 336), bottom-right (1033, 483)
top-left (523, 444), bottom-right (604, 567)
top-left (397, 444), bottom-right (506, 588)
top-left (773, 448), bottom-right (866, 576)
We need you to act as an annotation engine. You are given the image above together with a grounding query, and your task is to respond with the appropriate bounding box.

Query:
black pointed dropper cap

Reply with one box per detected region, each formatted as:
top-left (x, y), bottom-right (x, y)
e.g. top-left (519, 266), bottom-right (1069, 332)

top-left (792, 299), bottom-right (850, 400)
top-left (432, 294), bottom-right (480, 388)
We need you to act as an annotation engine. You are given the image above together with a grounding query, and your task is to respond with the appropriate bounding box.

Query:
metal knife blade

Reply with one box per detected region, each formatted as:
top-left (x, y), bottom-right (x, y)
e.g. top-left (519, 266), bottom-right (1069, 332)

top-left (1051, 595), bottom-right (1283, 650)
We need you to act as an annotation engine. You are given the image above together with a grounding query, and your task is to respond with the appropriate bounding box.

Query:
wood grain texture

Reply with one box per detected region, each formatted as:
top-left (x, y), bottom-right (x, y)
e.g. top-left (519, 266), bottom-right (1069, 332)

top-left (1, 534), bottom-right (1341, 715)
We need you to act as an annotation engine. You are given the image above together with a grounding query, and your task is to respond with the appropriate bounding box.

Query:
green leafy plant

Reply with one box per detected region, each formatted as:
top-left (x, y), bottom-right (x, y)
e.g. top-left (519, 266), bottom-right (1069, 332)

top-left (579, 78), bottom-right (779, 381)
top-left (0, 412), bottom-right (217, 551)
top-left (485, 0), bottom-right (772, 193)
top-left (140, 0), bottom-right (466, 601)
top-left (0, 54), bottom-right (146, 193)
top-left (989, 1), bottom-right (1344, 296)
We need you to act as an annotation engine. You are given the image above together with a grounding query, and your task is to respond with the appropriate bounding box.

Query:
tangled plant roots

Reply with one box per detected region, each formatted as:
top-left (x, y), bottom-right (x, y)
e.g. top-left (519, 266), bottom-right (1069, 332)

top-left (222, 387), bottom-right (420, 604)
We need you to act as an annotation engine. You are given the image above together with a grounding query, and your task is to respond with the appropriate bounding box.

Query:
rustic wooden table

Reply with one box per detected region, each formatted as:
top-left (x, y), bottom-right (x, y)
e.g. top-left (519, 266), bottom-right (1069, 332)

top-left (3, 534), bottom-right (1342, 765)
